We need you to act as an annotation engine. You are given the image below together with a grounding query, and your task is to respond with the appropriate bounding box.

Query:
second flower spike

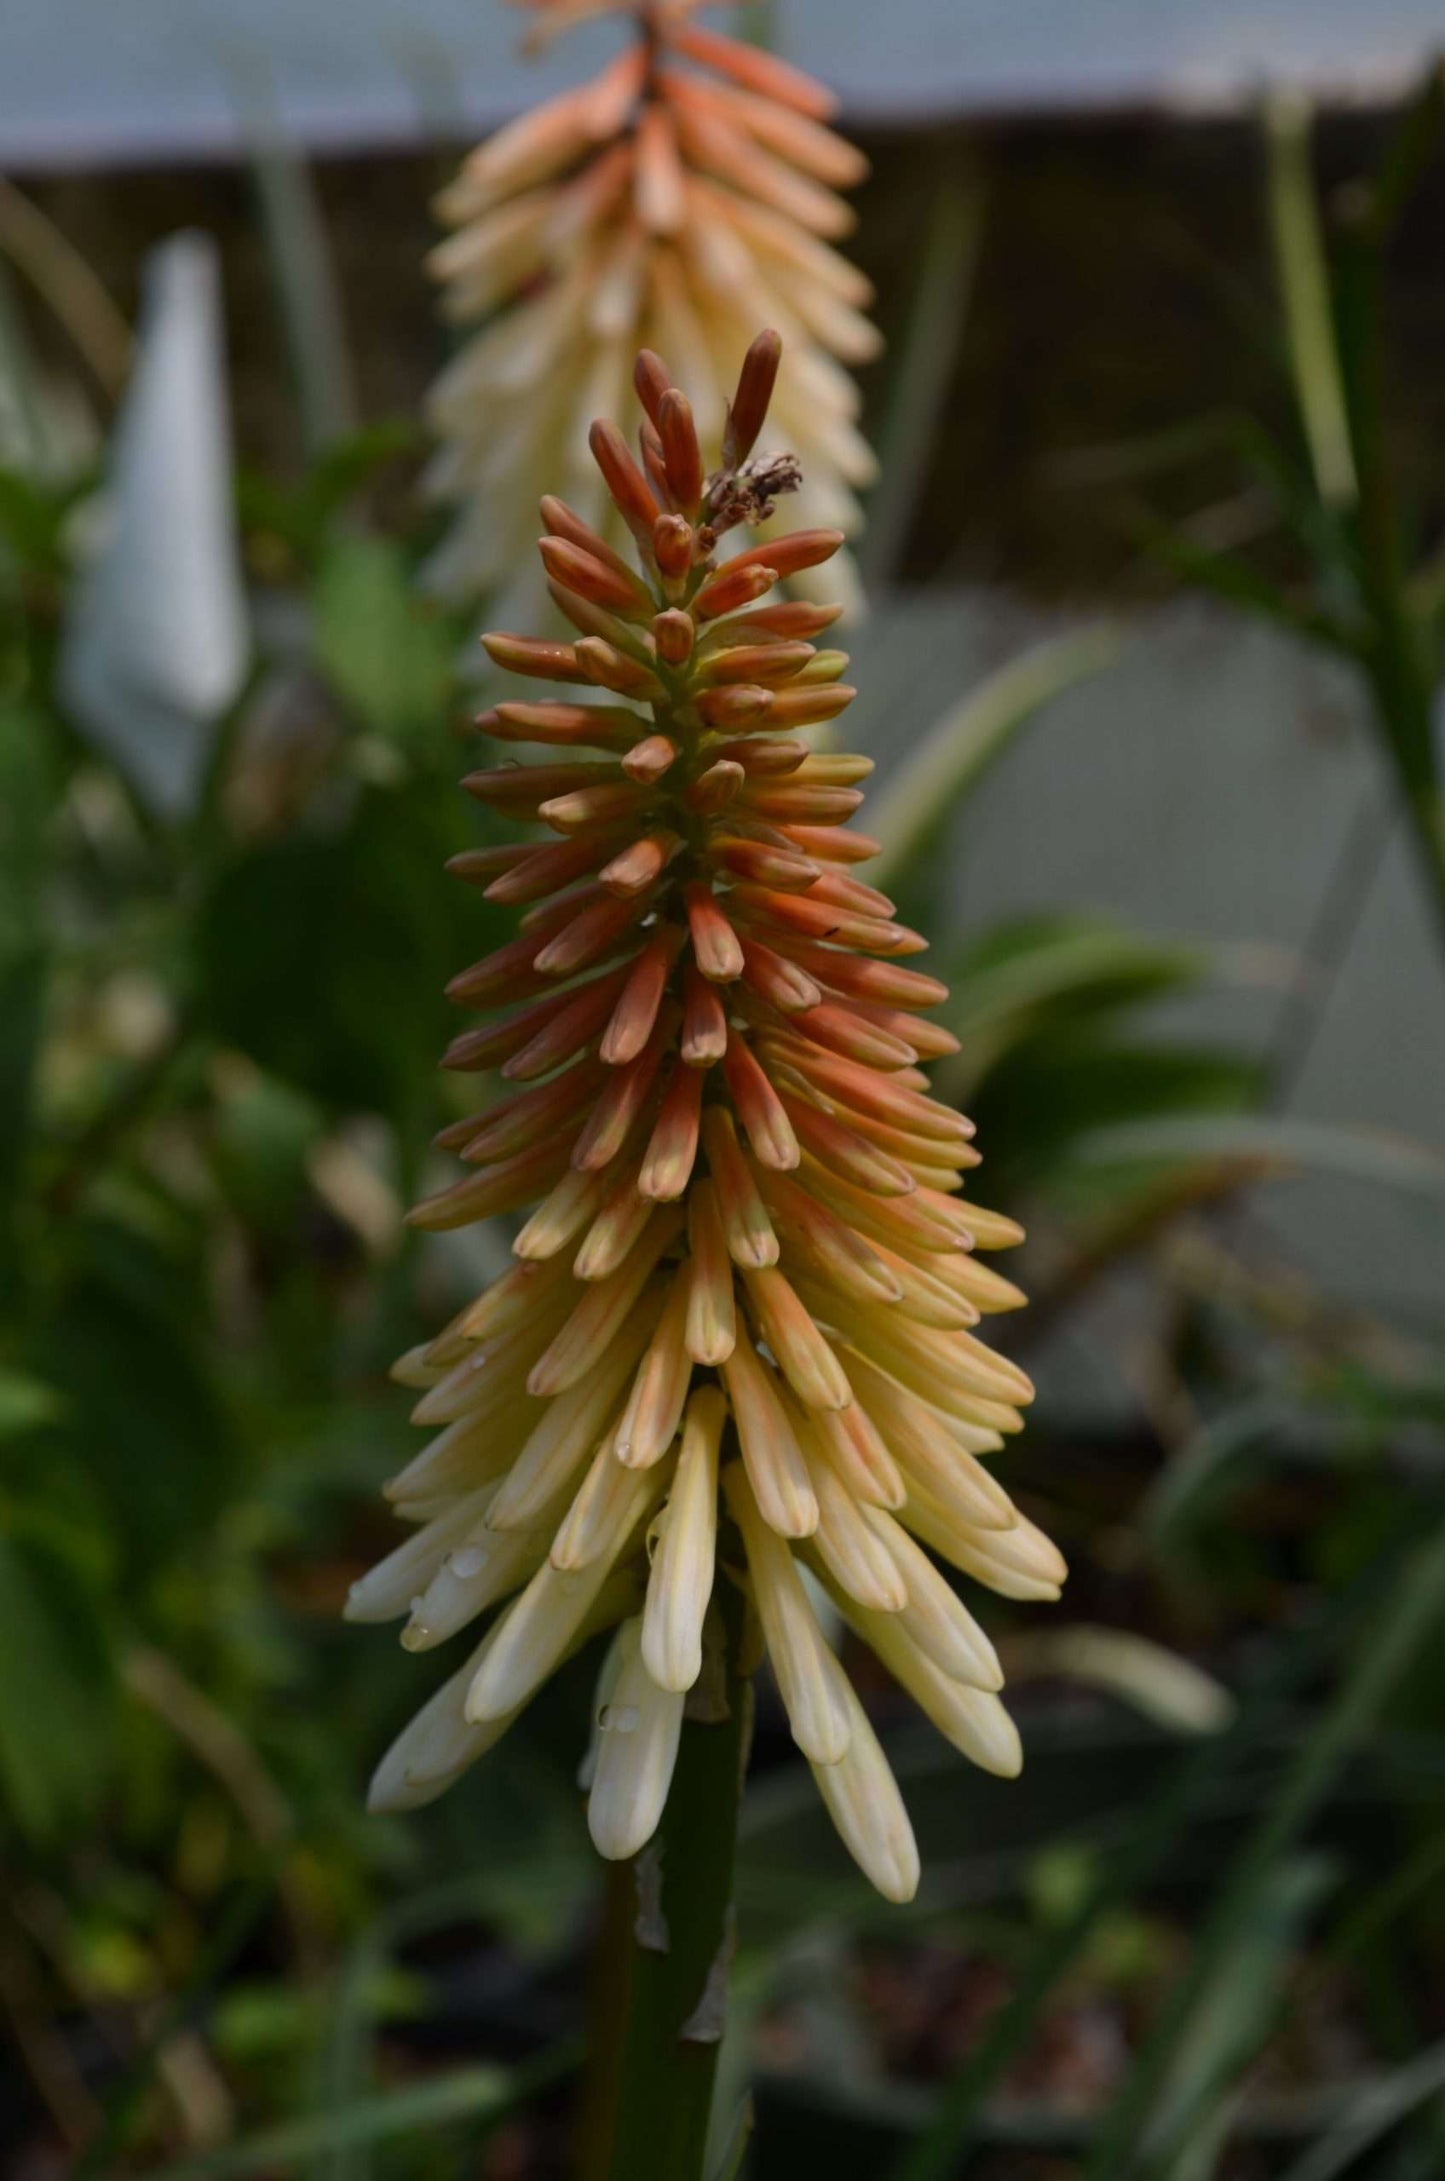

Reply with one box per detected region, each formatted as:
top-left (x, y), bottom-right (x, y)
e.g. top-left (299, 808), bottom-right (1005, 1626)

top-left (425, 0), bottom-right (879, 620)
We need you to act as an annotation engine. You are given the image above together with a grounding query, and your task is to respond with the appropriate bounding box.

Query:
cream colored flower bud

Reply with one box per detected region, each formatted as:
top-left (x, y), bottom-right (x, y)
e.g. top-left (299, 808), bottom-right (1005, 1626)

top-left (808, 1681), bottom-right (919, 1905)
top-left (587, 1617), bottom-right (686, 1860)
top-left (642, 1386), bottom-right (724, 1690)
top-left (725, 1464), bottom-right (852, 1765)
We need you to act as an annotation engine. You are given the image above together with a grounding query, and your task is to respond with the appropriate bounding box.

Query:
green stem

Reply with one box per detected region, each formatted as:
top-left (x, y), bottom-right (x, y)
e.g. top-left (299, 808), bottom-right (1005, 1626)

top-left (580, 1598), bottom-right (753, 2181)
top-left (1271, 84), bottom-right (1445, 964)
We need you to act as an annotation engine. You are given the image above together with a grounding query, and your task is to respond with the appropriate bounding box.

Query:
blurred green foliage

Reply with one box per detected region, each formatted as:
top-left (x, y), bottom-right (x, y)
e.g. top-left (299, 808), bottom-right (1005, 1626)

top-left (0, 70), bottom-right (1443, 2181)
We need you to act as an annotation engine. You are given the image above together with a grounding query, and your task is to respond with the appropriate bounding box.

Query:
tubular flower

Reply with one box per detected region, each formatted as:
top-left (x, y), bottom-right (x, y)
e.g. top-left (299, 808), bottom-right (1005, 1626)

top-left (354, 335), bottom-right (1065, 1902)
top-left (423, 0), bottom-right (878, 620)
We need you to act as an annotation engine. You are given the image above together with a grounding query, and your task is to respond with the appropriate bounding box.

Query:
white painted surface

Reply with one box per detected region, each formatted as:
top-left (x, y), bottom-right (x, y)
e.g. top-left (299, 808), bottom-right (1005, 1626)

top-left (2, 1), bottom-right (1442, 168)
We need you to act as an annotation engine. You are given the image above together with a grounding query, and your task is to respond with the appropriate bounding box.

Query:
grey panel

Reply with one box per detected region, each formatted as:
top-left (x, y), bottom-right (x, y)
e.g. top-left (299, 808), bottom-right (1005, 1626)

top-left (3, 0), bottom-right (1444, 168)
top-left (847, 589), bottom-right (1445, 1347)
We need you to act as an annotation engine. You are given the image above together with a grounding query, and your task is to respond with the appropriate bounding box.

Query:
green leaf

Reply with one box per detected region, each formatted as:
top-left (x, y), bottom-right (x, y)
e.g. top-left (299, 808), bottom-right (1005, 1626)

top-left (967, 1031), bottom-right (1257, 1203)
top-left (1143, 1857), bottom-right (1337, 2180)
top-left (0, 466), bottom-right (71, 573)
top-left (1071, 1114), bottom-right (1445, 1198)
top-left (1223, 409), bottom-right (1360, 589)
top-left (1150, 526), bottom-right (1357, 652)
top-left (707, 2093), bottom-right (756, 2181)
top-left (1276, 2044), bottom-right (1445, 2181)
top-left (867, 627), bottom-right (1122, 890)
top-left (887, 1535), bottom-right (1429, 2181)
top-left (308, 421), bottom-right (423, 523)
top-left (0, 699), bottom-right (58, 954)
top-left (314, 1824), bottom-right (595, 2181)
top-left (147, 2056), bottom-right (575, 2181)
top-left (38, 1223), bottom-right (238, 1572)
top-left (1265, 97), bottom-right (1357, 513)
top-left (1082, 1513), bottom-right (1445, 2181)
top-left (942, 916), bottom-right (1204, 1056)
top-left (862, 151), bottom-right (984, 588)
top-left (1141, 1398), bottom-right (1297, 1549)
top-left (314, 532), bottom-right (458, 753)
top-left (0, 1367), bottom-right (64, 1438)
top-left (0, 701), bottom-right (58, 1244)
top-left (0, 950), bottom-right (44, 1246)
top-left (208, 1062), bottom-right (325, 1232)
top-left (229, 56), bottom-right (357, 458)
top-left (196, 777), bottom-right (496, 1116)
top-left (0, 258), bottom-right (52, 473)
top-left (0, 1529), bottom-right (115, 1838)
top-left (75, 1864), bottom-right (289, 2181)
top-left (236, 425), bottom-right (421, 573)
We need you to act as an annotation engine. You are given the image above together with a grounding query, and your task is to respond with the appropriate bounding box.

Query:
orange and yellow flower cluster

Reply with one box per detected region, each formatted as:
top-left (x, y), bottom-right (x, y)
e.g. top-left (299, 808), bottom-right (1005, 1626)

top-left (424, 0), bottom-right (878, 619)
top-left (352, 335), bottom-right (1064, 1900)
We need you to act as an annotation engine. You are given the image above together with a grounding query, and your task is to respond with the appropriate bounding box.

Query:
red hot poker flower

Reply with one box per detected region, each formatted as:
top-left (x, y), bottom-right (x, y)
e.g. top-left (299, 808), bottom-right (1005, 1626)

top-left (351, 333), bottom-right (1064, 1901)
top-left (424, 0), bottom-right (879, 618)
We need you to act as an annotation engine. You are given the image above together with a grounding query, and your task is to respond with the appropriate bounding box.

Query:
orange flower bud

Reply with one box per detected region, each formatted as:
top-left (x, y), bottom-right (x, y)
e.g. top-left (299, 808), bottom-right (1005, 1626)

top-left (724, 327), bottom-right (783, 468)
top-left (657, 387), bottom-right (704, 513)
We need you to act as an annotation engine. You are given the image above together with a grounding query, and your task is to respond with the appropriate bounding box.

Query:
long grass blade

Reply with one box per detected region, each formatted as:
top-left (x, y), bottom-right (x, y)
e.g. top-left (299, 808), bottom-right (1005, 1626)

top-left (1082, 1513), bottom-right (1445, 2180)
top-left (1147, 1857), bottom-right (1337, 2181)
top-left (1265, 96), bottom-right (1357, 512)
top-left (1275, 2043), bottom-right (1445, 2181)
top-left (0, 177), bottom-right (131, 399)
top-left (889, 1524), bottom-right (1440, 2181)
top-left (0, 256), bottom-right (51, 473)
top-left (74, 1864), bottom-right (282, 2180)
top-left (862, 151), bottom-right (985, 590)
top-left (149, 2044), bottom-right (578, 2181)
top-left (1071, 1113), bottom-right (1445, 1198)
top-left (224, 44), bottom-right (358, 457)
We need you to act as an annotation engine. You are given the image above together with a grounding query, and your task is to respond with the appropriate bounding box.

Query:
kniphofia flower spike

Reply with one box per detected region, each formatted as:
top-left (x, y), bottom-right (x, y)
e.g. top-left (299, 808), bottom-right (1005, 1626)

top-left (353, 334), bottom-right (1065, 1901)
top-left (424, 0), bottom-right (878, 619)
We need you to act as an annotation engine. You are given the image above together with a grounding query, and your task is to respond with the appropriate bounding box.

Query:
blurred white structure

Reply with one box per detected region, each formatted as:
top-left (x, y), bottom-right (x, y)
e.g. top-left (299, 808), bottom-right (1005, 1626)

top-left (1, 0), bottom-right (1442, 167)
top-left (60, 233), bottom-right (250, 815)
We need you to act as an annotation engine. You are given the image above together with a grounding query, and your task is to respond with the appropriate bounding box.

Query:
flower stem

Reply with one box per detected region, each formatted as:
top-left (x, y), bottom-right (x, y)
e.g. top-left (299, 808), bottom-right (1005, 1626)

top-left (579, 1596), bottom-right (752, 2181)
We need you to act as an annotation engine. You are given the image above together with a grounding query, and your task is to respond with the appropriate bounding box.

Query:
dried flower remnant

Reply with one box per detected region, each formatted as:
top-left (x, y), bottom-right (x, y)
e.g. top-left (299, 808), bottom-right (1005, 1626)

top-left (353, 335), bottom-right (1064, 1901)
top-left (424, 0), bottom-right (878, 622)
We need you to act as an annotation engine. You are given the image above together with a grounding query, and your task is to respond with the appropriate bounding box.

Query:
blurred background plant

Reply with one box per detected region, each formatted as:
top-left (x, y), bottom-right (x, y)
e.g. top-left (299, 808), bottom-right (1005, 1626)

top-left (421, 0), bottom-right (878, 615)
top-left (1, 8), bottom-right (1445, 2178)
